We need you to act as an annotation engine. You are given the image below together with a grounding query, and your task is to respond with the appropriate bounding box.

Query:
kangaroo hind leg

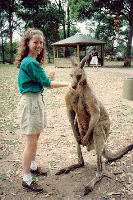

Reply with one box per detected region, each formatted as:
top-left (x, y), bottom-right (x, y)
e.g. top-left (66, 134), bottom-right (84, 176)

top-left (84, 124), bottom-right (106, 195)
top-left (55, 143), bottom-right (84, 175)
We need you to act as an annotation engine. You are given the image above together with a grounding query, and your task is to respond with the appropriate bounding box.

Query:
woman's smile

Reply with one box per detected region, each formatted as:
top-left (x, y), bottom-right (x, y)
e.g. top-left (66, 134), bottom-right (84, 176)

top-left (27, 35), bottom-right (44, 59)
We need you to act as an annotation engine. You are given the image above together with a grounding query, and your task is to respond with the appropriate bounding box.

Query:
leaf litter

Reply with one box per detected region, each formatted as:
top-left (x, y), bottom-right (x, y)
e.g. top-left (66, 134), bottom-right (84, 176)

top-left (0, 65), bottom-right (133, 199)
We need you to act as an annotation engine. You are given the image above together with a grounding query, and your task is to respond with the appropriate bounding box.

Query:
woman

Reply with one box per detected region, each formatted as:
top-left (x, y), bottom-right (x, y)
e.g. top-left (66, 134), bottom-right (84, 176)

top-left (90, 48), bottom-right (99, 68)
top-left (15, 28), bottom-right (71, 192)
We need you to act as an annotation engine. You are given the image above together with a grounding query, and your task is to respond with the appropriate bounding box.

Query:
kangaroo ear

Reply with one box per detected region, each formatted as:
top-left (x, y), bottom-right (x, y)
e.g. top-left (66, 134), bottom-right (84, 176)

top-left (79, 53), bottom-right (90, 68)
top-left (71, 53), bottom-right (78, 67)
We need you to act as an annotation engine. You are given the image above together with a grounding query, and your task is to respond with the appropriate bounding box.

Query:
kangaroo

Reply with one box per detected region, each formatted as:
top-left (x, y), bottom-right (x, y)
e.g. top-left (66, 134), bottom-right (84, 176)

top-left (55, 54), bottom-right (133, 196)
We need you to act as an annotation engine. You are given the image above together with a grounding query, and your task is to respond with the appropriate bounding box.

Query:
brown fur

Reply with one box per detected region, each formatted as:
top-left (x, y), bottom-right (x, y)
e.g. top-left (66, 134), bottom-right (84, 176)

top-left (55, 54), bottom-right (133, 196)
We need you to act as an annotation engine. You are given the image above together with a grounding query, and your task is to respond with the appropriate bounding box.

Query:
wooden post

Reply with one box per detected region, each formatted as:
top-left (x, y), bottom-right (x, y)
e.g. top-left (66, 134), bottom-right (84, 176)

top-left (53, 46), bottom-right (55, 65)
top-left (102, 45), bottom-right (105, 67)
top-left (57, 47), bottom-right (59, 58)
top-left (77, 44), bottom-right (80, 63)
top-left (101, 44), bottom-right (105, 67)
top-left (101, 45), bottom-right (103, 66)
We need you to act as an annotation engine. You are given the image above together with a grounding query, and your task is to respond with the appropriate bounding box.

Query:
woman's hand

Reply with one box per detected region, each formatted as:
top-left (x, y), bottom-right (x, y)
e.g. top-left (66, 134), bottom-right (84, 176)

top-left (67, 82), bottom-right (73, 90)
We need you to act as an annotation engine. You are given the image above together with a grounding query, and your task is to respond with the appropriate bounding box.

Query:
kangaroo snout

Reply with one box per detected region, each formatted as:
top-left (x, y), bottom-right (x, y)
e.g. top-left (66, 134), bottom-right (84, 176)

top-left (71, 83), bottom-right (77, 89)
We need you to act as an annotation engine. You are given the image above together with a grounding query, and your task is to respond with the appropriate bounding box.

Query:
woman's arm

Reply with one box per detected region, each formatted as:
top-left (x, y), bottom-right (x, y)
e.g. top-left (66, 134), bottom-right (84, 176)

top-left (50, 81), bottom-right (71, 89)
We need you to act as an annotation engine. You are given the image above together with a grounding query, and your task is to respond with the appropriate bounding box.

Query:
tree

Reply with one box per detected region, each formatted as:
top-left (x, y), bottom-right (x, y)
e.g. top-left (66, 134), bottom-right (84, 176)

top-left (69, 0), bottom-right (133, 67)
top-left (17, 0), bottom-right (66, 57)
top-left (0, 29), bottom-right (9, 64)
top-left (0, 0), bottom-right (19, 64)
top-left (0, 7), bottom-right (9, 64)
top-left (17, 0), bottom-right (65, 40)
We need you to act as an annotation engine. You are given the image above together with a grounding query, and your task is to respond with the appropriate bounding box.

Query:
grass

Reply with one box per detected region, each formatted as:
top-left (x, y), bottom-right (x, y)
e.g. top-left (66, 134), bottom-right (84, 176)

top-left (0, 174), bottom-right (7, 181)
top-left (0, 62), bottom-right (132, 134)
top-left (48, 161), bottom-right (56, 167)
top-left (0, 62), bottom-right (132, 136)
top-left (0, 62), bottom-right (133, 199)
top-left (0, 64), bottom-right (20, 135)
top-left (104, 61), bottom-right (133, 67)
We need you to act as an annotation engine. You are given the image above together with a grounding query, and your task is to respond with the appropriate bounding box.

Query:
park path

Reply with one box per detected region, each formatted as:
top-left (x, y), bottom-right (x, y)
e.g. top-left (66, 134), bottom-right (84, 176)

top-left (86, 67), bottom-right (133, 75)
top-left (46, 64), bottom-right (133, 75)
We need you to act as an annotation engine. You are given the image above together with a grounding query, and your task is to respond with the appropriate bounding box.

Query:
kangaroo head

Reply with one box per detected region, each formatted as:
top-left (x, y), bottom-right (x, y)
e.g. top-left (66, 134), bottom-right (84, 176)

top-left (70, 54), bottom-right (89, 89)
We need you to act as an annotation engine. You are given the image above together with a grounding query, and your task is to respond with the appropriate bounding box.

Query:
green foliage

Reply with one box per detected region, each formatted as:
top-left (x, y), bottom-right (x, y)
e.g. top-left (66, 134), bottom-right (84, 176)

top-left (59, 25), bottom-right (81, 41)
top-left (70, 25), bottom-right (81, 36)
top-left (131, 47), bottom-right (133, 57)
top-left (94, 14), bottom-right (129, 57)
top-left (17, 0), bottom-right (66, 57)
top-left (0, 41), bottom-right (18, 63)
top-left (0, 0), bottom-right (20, 64)
top-left (69, 0), bottom-right (132, 60)
top-left (69, 0), bottom-right (94, 21)
top-left (0, 0), bottom-right (82, 62)
top-left (1, 0), bottom-right (132, 63)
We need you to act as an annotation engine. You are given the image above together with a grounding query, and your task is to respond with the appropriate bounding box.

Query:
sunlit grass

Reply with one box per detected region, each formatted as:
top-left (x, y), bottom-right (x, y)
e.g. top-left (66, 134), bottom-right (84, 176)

top-left (0, 64), bottom-right (20, 134)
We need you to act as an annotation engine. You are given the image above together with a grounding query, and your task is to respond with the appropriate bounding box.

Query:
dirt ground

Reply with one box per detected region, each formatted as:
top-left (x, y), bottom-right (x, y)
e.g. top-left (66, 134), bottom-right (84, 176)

top-left (0, 66), bottom-right (133, 200)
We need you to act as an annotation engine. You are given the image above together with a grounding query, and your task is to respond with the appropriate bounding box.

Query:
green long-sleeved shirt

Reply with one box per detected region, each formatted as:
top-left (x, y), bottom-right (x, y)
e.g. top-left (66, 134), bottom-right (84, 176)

top-left (18, 56), bottom-right (51, 94)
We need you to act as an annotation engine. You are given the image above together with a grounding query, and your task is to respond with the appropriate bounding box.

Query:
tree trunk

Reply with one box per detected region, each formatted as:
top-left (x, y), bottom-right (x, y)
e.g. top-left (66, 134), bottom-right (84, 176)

top-left (63, 17), bottom-right (66, 39)
top-left (1, 36), bottom-right (5, 64)
top-left (9, 0), bottom-right (14, 64)
top-left (123, 2), bottom-right (133, 68)
top-left (67, 6), bottom-right (70, 37)
top-left (9, 22), bottom-right (13, 64)
top-left (56, 21), bottom-right (59, 41)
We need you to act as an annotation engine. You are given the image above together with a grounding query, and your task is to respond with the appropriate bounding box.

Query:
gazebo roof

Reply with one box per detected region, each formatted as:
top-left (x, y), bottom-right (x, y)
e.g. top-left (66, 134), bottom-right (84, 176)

top-left (52, 33), bottom-right (106, 47)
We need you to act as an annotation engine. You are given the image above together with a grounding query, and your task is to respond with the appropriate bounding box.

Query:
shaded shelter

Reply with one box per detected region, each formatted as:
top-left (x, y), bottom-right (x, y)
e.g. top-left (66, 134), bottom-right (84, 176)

top-left (52, 33), bottom-right (106, 68)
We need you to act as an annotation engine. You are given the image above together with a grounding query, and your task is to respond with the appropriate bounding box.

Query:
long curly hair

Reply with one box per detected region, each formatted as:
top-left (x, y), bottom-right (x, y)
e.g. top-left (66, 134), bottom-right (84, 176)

top-left (15, 28), bottom-right (46, 68)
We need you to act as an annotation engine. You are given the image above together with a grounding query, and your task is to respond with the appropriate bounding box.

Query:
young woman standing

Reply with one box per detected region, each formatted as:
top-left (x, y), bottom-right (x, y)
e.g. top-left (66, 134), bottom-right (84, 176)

top-left (15, 28), bottom-right (71, 192)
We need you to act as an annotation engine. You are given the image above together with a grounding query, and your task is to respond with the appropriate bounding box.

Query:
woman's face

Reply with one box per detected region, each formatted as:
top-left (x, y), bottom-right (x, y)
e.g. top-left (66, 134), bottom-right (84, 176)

top-left (27, 34), bottom-right (44, 59)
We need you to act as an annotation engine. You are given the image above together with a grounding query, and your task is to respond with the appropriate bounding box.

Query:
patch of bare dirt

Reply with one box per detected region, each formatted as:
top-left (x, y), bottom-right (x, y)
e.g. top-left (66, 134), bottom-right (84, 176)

top-left (0, 66), bottom-right (133, 199)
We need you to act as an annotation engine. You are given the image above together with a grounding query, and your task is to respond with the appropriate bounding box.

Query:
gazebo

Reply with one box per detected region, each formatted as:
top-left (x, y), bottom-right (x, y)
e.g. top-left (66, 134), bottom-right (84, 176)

top-left (52, 33), bottom-right (106, 68)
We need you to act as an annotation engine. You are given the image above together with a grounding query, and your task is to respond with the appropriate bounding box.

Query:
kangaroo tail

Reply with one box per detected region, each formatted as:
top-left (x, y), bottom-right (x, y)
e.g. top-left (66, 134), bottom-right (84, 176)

top-left (102, 143), bottom-right (133, 161)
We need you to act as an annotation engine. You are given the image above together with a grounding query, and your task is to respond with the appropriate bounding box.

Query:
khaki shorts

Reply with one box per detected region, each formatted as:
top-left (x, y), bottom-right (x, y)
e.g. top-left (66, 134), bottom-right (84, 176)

top-left (17, 92), bottom-right (48, 135)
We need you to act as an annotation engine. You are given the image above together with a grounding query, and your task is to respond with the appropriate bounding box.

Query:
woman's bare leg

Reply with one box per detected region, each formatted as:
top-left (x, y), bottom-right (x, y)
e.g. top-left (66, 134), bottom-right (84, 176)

top-left (22, 133), bottom-right (40, 175)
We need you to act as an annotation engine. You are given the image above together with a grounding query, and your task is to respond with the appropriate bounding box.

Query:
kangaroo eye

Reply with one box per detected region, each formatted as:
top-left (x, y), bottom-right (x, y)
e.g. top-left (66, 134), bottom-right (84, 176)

top-left (77, 74), bottom-right (82, 81)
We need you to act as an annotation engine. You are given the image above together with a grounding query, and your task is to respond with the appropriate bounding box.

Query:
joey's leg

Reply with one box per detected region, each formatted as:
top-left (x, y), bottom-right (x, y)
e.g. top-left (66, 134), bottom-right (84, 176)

top-left (55, 143), bottom-right (84, 175)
